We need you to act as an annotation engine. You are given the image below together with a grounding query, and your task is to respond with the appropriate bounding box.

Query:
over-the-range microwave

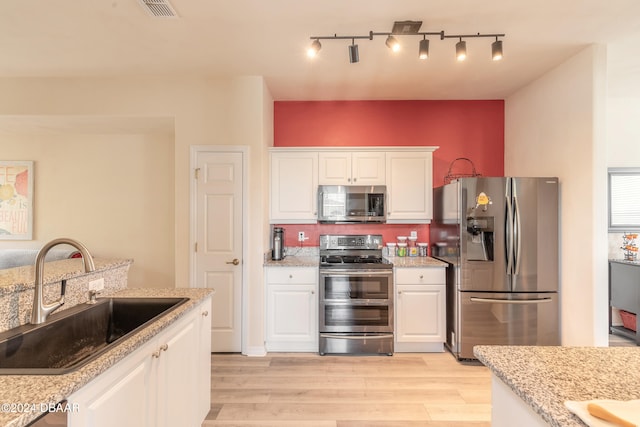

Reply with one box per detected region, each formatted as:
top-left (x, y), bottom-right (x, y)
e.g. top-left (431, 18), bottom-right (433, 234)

top-left (317, 185), bottom-right (386, 223)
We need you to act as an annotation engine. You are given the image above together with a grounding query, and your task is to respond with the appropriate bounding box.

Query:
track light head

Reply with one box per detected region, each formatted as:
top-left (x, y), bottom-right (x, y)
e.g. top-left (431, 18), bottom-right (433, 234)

top-left (456, 39), bottom-right (467, 61)
top-left (349, 42), bottom-right (359, 63)
top-left (307, 39), bottom-right (321, 58)
top-left (492, 39), bottom-right (503, 61)
top-left (418, 38), bottom-right (429, 60)
top-left (385, 35), bottom-right (400, 52)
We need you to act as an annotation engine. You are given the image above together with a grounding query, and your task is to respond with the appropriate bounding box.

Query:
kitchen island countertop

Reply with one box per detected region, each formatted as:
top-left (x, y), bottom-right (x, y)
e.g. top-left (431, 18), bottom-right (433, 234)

top-left (0, 287), bottom-right (213, 427)
top-left (474, 345), bottom-right (640, 427)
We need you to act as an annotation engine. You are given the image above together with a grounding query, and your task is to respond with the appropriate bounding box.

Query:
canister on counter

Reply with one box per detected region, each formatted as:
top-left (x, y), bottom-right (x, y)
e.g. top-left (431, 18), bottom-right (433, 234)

top-left (417, 242), bottom-right (428, 257)
top-left (397, 242), bottom-right (407, 257)
top-left (408, 236), bottom-right (418, 257)
top-left (386, 242), bottom-right (397, 257)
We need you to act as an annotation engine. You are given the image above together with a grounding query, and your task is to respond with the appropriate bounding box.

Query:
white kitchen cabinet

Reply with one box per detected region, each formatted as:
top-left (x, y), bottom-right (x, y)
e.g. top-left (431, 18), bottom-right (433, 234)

top-left (386, 151), bottom-right (433, 223)
top-left (265, 267), bottom-right (318, 352)
top-left (196, 297), bottom-right (212, 422)
top-left (68, 300), bottom-right (210, 427)
top-left (394, 267), bottom-right (446, 352)
top-left (270, 151), bottom-right (318, 223)
top-left (318, 151), bottom-right (385, 185)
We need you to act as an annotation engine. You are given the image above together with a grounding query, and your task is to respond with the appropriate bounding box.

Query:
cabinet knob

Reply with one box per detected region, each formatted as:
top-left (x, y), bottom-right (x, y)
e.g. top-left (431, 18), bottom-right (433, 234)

top-left (311, 291), bottom-right (315, 294)
top-left (152, 344), bottom-right (168, 359)
top-left (353, 178), bottom-right (357, 183)
top-left (420, 275), bottom-right (424, 279)
top-left (160, 343), bottom-right (168, 352)
top-left (347, 178), bottom-right (351, 183)
top-left (289, 274), bottom-right (293, 279)
top-left (202, 310), bottom-right (209, 317)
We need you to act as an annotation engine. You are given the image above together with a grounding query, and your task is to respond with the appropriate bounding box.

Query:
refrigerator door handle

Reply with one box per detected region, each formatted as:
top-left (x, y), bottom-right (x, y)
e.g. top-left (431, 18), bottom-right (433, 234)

top-left (505, 182), bottom-right (514, 275)
top-left (513, 189), bottom-right (522, 277)
top-left (470, 297), bottom-right (553, 304)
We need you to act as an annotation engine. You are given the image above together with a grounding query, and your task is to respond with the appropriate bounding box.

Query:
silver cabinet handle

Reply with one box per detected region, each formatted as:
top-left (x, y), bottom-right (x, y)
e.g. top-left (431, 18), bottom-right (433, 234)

top-left (226, 259), bottom-right (240, 265)
top-left (152, 344), bottom-right (169, 358)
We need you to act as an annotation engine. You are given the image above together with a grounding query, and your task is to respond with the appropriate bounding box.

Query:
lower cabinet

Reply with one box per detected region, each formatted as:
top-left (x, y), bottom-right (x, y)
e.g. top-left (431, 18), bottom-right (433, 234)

top-left (394, 267), bottom-right (446, 352)
top-left (265, 266), bottom-right (318, 352)
top-left (67, 298), bottom-right (212, 427)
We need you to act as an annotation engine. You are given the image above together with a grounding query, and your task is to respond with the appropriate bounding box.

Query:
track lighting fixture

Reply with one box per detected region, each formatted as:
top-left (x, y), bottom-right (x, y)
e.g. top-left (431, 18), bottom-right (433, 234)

top-left (349, 40), bottom-right (359, 63)
top-left (307, 39), bottom-right (321, 58)
top-left (418, 37), bottom-right (429, 60)
top-left (456, 39), bottom-right (467, 61)
top-left (492, 38), bottom-right (503, 61)
top-left (308, 20), bottom-right (504, 64)
top-left (385, 35), bottom-right (400, 52)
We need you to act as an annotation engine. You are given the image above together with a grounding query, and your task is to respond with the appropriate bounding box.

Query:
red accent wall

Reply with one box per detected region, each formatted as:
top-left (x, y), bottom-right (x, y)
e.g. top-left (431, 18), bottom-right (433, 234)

top-left (273, 100), bottom-right (505, 249)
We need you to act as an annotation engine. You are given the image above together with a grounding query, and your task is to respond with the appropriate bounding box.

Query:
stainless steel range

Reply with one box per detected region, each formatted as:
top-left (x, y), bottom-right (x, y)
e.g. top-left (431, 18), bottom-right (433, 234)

top-left (318, 234), bottom-right (394, 356)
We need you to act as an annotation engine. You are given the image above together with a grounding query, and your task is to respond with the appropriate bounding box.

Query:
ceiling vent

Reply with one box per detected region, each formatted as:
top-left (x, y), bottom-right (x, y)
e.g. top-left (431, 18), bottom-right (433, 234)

top-left (138, 0), bottom-right (179, 18)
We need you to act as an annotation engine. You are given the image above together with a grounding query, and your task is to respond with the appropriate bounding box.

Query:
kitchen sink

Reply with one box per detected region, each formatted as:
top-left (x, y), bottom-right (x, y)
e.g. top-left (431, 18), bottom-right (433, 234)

top-left (0, 297), bottom-right (188, 375)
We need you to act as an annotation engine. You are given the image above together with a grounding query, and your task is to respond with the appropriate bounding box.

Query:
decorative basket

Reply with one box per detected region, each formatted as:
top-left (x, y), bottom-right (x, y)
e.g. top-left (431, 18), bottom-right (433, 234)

top-left (444, 157), bottom-right (481, 184)
top-left (620, 310), bottom-right (637, 332)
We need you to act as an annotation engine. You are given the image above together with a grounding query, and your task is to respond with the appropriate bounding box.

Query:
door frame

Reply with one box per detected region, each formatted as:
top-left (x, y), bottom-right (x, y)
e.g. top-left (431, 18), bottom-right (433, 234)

top-left (189, 145), bottom-right (249, 353)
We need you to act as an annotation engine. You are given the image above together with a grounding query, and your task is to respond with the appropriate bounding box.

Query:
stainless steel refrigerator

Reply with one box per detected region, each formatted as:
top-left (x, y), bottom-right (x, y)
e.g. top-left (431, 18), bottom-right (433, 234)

top-left (431, 177), bottom-right (560, 360)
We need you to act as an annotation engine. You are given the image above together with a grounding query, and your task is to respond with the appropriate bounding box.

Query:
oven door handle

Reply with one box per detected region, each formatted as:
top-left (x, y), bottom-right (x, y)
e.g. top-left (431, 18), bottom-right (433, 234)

top-left (319, 333), bottom-right (394, 340)
top-left (320, 271), bottom-right (393, 277)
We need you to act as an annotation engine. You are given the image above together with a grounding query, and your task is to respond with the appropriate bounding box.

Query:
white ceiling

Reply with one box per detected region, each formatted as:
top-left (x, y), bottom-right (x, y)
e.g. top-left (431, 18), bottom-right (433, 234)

top-left (1, 0), bottom-right (640, 101)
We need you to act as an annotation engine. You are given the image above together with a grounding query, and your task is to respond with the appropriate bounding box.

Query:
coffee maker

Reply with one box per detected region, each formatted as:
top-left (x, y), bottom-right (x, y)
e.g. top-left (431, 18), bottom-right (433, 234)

top-left (272, 227), bottom-right (285, 260)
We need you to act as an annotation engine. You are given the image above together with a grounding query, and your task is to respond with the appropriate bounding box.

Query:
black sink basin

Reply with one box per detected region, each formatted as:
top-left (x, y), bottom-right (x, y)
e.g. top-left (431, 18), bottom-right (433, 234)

top-left (0, 297), bottom-right (188, 375)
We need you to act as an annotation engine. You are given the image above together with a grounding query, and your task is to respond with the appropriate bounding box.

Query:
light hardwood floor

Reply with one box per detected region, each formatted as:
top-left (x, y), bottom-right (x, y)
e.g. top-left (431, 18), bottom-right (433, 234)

top-left (203, 352), bottom-right (491, 426)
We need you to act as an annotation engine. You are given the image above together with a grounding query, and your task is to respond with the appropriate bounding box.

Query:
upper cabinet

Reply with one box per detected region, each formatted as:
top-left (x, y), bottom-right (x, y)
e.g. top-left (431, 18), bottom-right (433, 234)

top-left (386, 151), bottom-right (433, 224)
top-left (270, 147), bottom-right (437, 224)
top-left (270, 150), bottom-right (318, 223)
top-left (318, 151), bottom-right (386, 185)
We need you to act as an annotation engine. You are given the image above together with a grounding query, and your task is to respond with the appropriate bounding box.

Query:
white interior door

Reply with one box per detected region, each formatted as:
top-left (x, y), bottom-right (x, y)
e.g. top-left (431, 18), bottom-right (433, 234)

top-left (194, 150), bottom-right (243, 352)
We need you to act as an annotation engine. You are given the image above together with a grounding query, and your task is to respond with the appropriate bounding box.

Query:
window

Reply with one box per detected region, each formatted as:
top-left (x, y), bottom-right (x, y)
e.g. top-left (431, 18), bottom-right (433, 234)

top-left (609, 168), bottom-right (640, 231)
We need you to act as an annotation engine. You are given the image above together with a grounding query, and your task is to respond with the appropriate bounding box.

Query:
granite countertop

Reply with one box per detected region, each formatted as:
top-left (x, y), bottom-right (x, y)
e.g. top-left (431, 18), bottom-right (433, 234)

top-left (386, 256), bottom-right (448, 267)
top-left (263, 251), bottom-right (446, 268)
top-left (0, 287), bottom-right (213, 427)
top-left (474, 345), bottom-right (640, 427)
top-left (610, 258), bottom-right (640, 266)
top-left (0, 258), bottom-right (132, 295)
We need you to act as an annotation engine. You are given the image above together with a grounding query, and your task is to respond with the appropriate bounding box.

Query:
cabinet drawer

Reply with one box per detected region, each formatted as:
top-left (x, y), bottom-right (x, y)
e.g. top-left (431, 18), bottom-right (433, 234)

top-left (395, 267), bottom-right (445, 285)
top-left (266, 267), bottom-right (317, 284)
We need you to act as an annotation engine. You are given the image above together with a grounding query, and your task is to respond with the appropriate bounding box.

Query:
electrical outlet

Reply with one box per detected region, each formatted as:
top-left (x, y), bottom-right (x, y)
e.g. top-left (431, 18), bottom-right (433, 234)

top-left (298, 231), bottom-right (305, 242)
top-left (410, 230), bottom-right (418, 238)
top-left (89, 277), bottom-right (104, 291)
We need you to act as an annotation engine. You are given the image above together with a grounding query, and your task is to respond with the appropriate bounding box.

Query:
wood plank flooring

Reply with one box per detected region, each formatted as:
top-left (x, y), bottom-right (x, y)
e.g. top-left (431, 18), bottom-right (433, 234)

top-left (203, 352), bottom-right (491, 426)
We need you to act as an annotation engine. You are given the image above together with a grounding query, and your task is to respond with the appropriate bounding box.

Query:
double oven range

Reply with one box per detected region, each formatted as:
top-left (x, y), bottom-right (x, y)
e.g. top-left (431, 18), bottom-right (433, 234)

top-left (319, 234), bottom-right (394, 356)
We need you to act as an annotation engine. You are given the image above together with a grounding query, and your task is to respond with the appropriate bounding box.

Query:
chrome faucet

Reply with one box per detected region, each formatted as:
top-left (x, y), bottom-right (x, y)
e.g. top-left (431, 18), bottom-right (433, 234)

top-left (31, 238), bottom-right (96, 324)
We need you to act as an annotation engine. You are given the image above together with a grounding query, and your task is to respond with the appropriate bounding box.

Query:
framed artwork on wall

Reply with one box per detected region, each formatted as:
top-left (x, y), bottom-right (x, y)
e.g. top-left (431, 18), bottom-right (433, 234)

top-left (0, 161), bottom-right (34, 240)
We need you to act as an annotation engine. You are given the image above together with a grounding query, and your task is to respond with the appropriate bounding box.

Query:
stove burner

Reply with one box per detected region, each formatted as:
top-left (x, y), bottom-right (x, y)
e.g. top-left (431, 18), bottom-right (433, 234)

top-left (320, 254), bottom-right (385, 265)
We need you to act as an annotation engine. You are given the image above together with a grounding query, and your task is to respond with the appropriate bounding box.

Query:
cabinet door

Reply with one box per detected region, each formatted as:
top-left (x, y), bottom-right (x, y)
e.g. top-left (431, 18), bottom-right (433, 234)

top-left (156, 315), bottom-right (198, 427)
top-left (386, 151), bottom-right (433, 223)
top-left (351, 151), bottom-right (386, 185)
top-left (270, 151), bottom-right (318, 223)
top-left (266, 282), bottom-right (318, 352)
top-left (197, 298), bottom-right (212, 422)
top-left (318, 152), bottom-right (352, 185)
top-left (396, 284), bottom-right (445, 343)
top-left (68, 340), bottom-right (155, 427)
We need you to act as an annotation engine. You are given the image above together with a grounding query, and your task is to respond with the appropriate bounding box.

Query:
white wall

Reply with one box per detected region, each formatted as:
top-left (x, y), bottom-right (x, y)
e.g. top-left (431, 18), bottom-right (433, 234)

top-left (505, 45), bottom-right (609, 346)
top-left (0, 76), bottom-right (272, 353)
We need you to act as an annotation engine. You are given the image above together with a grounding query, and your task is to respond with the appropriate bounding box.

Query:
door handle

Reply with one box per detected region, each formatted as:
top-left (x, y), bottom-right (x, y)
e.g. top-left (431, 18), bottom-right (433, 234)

top-left (226, 258), bottom-right (240, 265)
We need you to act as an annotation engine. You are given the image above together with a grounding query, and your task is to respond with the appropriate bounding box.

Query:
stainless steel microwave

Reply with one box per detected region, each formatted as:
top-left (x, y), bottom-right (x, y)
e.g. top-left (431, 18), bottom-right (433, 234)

top-left (317, 185), bottom-right (386, 223)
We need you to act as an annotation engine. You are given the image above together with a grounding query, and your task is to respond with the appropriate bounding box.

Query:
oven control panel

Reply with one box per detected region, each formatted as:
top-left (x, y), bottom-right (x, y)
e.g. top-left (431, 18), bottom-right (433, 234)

top-left (320, 234), bottom-right (383, 250)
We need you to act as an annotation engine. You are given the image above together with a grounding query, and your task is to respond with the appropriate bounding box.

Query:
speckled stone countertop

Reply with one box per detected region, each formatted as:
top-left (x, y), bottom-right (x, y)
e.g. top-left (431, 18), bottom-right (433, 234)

top-left (610, 258), bottom-right (640, 266)
top-left (386, 256), bottom-right (448, 267)
top-left (0, 287), bottom-right (213, 427)
top-left (474, 345), bottom-right (640, 427)
top-left (0, 258), bottom-right (132, 295)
